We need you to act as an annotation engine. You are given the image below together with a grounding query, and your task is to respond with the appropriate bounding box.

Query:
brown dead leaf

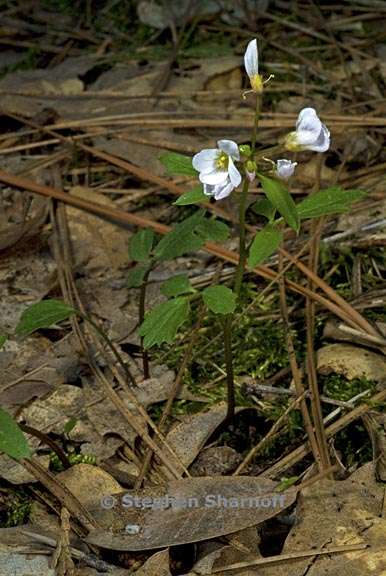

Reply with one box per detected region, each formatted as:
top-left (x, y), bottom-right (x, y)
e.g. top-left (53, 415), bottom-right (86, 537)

top-left (317, 343), bottom-right (386, 383)
top-left (57, 463), bottom-right (122, 512)
top-left (258, 463), bottom-right (386, 576)
top-left (134, 548), bottom-right (171, 575)
top-left (86, 476), bottom-right (297, 551)
top-left (21, 385), bottom-right (84, 434)
top-left (362, 412), bottom-right (386, 482)
top-left (189, 446), bottom-right (242, 476)
top-left (67, 186), bottom-right (129, 271)
top-left (186, 526), bottom-right (261, 576)
top-left (164, 403), bottom-right (247, 470)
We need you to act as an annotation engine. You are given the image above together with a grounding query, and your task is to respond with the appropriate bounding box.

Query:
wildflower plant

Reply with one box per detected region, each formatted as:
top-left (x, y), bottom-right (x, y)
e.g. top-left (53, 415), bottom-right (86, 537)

top-left (5, 38), bottom-right (366, 444)
top-left (133, 38), bottom-right (365, 419)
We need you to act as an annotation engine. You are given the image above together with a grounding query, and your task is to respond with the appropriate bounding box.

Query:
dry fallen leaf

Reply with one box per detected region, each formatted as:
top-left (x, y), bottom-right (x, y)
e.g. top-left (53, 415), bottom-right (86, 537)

top-left (259, 463), bottom-right (386, 576)
top-left (134, 548), bottom-right (171, 575)
top-left (316, 343), bottom-right (386, 383)
top-left (362, 412), bottom-right (386, 482)
top-left (86, 475), bottom-right (297, 551)
top-left (165, 403), bottom-right (248, 470)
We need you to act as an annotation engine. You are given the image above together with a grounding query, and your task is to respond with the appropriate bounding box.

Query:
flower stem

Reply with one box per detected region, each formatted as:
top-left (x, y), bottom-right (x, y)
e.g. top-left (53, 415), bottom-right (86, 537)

top-left (223, 314), bottom-right (235, 422)
top-left (222, 94), bottom-right (262, 422)
top-left (234, 92), bottom-right (261, 298)
top-left (233, 177), bottom-right (250, 299)
top-left (139, 269), bottom-right (151, 380)
top-left (251, 94), bottom-right (261, 154)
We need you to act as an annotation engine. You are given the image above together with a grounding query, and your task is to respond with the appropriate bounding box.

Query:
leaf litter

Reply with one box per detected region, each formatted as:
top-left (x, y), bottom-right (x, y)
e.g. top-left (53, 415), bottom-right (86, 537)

top-left (0, 1), bottom-right (386, 574)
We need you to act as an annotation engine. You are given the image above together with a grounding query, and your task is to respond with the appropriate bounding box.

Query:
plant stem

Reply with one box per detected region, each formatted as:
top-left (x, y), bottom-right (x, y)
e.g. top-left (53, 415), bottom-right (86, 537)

top-left (234, 93), bottom-right (261, 298)
top-left (223, 314), bottom-right (235, 422)
top-left (139, 269), bottom-right (151, 380)
top-left (233, 177), bottom-right (250, 299)
top-left (251, 94), bottom-right (261, 154)
top-left (223, 93), bottom-right (262, 422)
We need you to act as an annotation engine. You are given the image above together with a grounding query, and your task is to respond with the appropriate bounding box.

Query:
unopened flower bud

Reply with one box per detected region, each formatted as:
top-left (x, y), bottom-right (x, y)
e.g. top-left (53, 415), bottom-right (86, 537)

top-left (245, 159), bottom-right (256, 182)
top-left (239, 144), bottom-right (251, 157)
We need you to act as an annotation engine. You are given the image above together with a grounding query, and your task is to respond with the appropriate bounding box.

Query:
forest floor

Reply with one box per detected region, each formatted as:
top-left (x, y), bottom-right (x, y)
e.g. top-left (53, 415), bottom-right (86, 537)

top-left (1, 1), bottom-right (386, 574)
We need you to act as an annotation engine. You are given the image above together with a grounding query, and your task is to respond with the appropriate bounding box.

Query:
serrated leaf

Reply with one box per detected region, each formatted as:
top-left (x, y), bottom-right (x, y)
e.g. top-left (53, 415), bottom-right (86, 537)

top-left (297, 187), bottom-right (366, 220)
top-left (160, 275), bottom-right (195, 297)
top-left (129, 229), bottom-right (155, 262)
top-left (15, 300), bottom-right (76, 337)
top-left (0, 407), bottom-right (32, 460)
top-left (252, 198), bottom-right (276, 221)
top-left (196, 218), bottom-right (230, 243)
top-left (139, 298), bottom-right (190, 348)
top-left (174, 186), bottom-right (207, 206)
top-left (202, 285), bottom-right (236, 315)
top-left (258, 173), bottom-right (300, 232)
top-left (127, 264), bottom-right (150, 288)
top-left (0, 335), bottom-right (7, 349)
top-left (154, 210), bottom-right (205, 261)
top-left (154, 210), bottom-right (229, 261)
top-left (159, 152), bottom-right (197, 176)
top-left (248, 224), bottom-right (283, 267)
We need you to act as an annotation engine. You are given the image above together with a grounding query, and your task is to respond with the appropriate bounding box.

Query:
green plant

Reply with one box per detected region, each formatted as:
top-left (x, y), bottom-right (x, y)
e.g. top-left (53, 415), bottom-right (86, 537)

top-left (133, 38), bottom-right (365, 422)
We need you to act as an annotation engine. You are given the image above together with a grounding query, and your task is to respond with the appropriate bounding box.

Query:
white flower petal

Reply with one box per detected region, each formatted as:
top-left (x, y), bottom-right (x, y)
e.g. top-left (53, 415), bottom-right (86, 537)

top-left (305, 123), bottom-right (330, 152)
top-left (296, 107), bottom-right (323, 146)
top-left (228, 157), bottom-right (242, 187)
top-left (244, 39), bottom-right (259, 79)
top-left (276, 159), bottom-right (297, 179)
top-left (213, 179), bottom-right (234, 201)
top-left (199, 169), bottom-right (228, 185)
top-left (192, 149), bottom-right (219, 174)
top-left (217, 139), bottom-right (240, 160)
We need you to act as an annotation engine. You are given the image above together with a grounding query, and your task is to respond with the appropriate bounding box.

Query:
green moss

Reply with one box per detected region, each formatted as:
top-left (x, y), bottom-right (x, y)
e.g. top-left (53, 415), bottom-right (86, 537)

top-left (153, 287), bottom-right (294, 421)
top-left (50, 451), bottom-right (96, 472)
top-left (0, 491), bottom-right (31, 527)
top-left (0, 48), bottom-right (40, 79)
top-left (332, 422), bottom-right (373, 468)
top-left (320, 374), bottom-right (376, 403)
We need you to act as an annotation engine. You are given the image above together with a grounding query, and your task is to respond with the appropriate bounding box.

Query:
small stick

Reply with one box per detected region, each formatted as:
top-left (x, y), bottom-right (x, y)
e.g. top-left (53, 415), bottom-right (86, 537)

top-left (210, 542), bottom-right (368, 573)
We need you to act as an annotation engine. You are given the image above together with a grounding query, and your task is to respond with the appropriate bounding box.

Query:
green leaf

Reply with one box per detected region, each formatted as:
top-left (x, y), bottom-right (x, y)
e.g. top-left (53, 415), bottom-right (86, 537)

top-left (154, 210), bottom-right (205, 261)
top-left (159, 152), bottom-right (197, 176)
top-left (0, 335), bottom-right (7, 349)
top-left (252, 198), bottom-right (276, 221)
top-left (139, 298), bottom-right (190, 348)
top-left (127, 264), bottom-right (150, 288)
top-left (0, 407), bottom-right (31, 460)
top-left (174, 186), bottom-right (207, 206)
top-left (248, 224), bottom-right (283, 267)
top-left (154, 210), bottom-right (229, 261)
top-left (196, 219), bottom-right (230, 243)
top-left (15, 300), bottom-right (76, 337)
top-left (202, 285), bottom-right (237, 315)
top-left (297, 187), bottom-right (366, 220)
top-left (64, 417), bottom-right (77, 436)
top-left (160, 274), bottom-right (195, 298)
top-left (129, 229), bottom-right (155, 262)
top-left (258, 173), bottom-right (300, 232)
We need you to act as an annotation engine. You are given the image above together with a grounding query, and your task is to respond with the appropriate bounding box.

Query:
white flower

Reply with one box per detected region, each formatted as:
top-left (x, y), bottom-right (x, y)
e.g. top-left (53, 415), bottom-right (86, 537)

top-left (244, 39), bottom-right (263, 93)
top-left (192, 140), bottom-right (242, 201)
top-left (284, 108), bottom-right (330, 152)
top-left (276, 159), bottom-right (297, 179)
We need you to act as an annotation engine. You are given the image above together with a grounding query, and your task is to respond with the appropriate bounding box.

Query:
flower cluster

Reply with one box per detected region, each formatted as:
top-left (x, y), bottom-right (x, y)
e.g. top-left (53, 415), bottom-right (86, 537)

top-left (192, 39), bottom-right (330, 201)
